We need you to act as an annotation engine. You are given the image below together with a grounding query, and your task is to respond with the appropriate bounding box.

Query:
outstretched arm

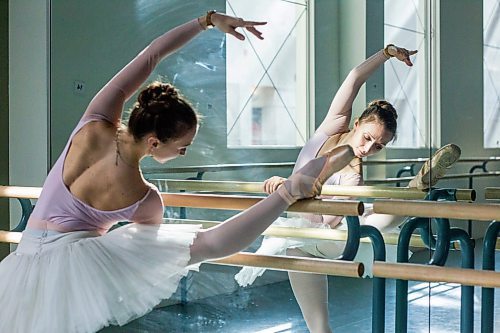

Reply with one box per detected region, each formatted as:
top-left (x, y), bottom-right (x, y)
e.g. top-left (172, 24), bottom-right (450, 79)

top-left (82, 12), bottom-right (266, 126)
top-left (316, 45), bottom-right (417, 136)
top-left (82, 19), bottom-right (204, 125)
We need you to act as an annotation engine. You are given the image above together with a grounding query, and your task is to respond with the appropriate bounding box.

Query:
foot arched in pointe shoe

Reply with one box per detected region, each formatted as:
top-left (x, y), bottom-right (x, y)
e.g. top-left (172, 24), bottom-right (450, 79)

top-left (277, 145), bottom-right (355, 205)
top-left (408, 143), bottom-right (461, 190)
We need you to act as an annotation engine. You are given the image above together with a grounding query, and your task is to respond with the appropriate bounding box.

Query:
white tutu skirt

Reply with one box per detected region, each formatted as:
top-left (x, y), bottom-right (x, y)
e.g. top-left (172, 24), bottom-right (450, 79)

top-left (0, 223), bottom-right (201, 333)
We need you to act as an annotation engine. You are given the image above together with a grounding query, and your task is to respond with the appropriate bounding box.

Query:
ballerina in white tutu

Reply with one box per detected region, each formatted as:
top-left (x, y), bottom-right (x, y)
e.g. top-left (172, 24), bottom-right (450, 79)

top-left (0, 11), bottom-right (357, 333)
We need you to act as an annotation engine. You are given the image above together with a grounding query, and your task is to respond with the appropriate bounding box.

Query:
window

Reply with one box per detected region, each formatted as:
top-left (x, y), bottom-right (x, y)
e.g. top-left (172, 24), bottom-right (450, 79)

top-left (384, 0), bottom-right (430, 148)
top-left (226, 0), bottom-right (310, 148)
top-left (484, 0), bottom-right (500, 148)
top-left (251, 107), bottom-right (263, 145)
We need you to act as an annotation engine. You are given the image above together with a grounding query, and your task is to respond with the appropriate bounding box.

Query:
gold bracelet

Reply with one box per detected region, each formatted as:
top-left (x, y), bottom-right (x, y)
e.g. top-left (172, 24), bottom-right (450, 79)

top-left (383, 44), bottom-right (396, 58)
top-left (206, 10), bottom-right (217, 29)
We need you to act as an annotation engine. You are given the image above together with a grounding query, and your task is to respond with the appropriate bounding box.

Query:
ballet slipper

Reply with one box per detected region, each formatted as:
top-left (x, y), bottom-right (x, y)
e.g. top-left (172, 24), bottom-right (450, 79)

top-left (277, 145), bottom-right (355, 204)
top-left (408, 143), bottom-right (461, 190)
top-left (316, 144), bottom-right (356, 186)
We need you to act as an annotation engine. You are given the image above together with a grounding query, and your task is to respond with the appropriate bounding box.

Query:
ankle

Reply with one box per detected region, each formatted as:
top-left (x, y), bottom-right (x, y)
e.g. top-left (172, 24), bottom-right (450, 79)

top-left (276, 181), bottom-right (296, 205)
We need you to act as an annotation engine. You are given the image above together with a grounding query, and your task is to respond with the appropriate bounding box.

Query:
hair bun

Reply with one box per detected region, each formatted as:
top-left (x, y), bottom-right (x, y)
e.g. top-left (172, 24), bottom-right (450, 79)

top-left (128, 81), bottom-right (199, 143)
top-left (138, 81), bottom-right (179, 108)
top-left (368, 99), bottom-right (398, 120)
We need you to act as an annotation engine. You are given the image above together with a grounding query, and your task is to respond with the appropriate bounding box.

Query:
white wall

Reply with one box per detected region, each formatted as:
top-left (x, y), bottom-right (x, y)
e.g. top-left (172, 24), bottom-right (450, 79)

top-left (9, 0), bottom-right (49, 228)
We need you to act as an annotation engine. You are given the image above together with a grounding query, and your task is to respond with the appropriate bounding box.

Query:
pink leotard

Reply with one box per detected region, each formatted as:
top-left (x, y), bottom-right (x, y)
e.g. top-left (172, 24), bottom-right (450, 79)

top-left (27, 19), bottom-right (204, 234)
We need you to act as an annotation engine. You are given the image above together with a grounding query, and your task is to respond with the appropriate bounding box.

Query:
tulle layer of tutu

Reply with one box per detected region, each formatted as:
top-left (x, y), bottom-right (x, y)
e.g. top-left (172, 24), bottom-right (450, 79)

top-left (0, 223), bottom-right (201, 333)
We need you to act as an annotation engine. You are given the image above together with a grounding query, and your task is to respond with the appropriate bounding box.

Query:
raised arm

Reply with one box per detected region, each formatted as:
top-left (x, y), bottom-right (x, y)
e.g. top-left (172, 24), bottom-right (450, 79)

top-left (82, 19), bottom-right (204, 125)
top-left (82, 12), bottom-right (266, 125)
top-left (316, 45), bottom-right (416, 136)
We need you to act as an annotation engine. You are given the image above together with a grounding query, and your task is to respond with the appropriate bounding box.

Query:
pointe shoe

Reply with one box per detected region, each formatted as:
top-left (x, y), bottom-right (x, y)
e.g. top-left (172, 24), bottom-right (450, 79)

top-left (408, 143), bottom-right (461, 190)
top-left (316, 144), bottom-right (356, 185)
top-left (277, 145), bottom-right (355, 204)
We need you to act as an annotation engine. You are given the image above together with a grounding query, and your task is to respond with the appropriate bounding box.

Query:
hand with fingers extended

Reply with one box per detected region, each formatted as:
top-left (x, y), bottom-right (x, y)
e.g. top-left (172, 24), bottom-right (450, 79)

top-left (263, 176), bottom-right (287, 194)
top-left (384, 44), bottom-right (418, 66)
top-left (211, 12), bottom-right (266, 40)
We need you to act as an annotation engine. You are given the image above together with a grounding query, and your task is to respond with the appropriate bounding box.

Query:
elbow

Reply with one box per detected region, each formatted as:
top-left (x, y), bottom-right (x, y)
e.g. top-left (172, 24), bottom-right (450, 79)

top-left (346, 67), bottom-right (365, 87)
top-left (191, 231), bottom-right (230, 261)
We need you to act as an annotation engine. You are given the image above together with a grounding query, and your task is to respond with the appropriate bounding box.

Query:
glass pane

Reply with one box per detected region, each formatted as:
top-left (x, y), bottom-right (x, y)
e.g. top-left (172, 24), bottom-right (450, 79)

top-left (385, 0), bottom-right (427, 148)
top-left (484, 0), bottom-right (500, 148)
top-left (226, 0), bottom-right (308, 148)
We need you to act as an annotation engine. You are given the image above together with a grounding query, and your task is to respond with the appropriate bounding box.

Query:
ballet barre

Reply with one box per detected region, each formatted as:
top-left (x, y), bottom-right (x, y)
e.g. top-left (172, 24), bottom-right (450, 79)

top-left (0, 185), bottom-right (41, 199)
top-left (485, 187), bottom-right (500, 200)
top-left (164, 217), bottom-right (427, 247)
top-left (0, 231), bottom-right (21, 244)
top-left (373, 199), bottom-right (500, 221)
top-left (212, 253), bottom-right (364, 278)
top-left (372, 262), bottom-right (500, 288)
top-left (161, 193), bottom-right (364, 216)
top-left (0, 223), bottom-right (469, 251)
top-left (164, 217), bottom-right (500, 252)
top-left (0, 185), bottom-right (364, 218)
top-left (152, 179), bottom-right (475, 201)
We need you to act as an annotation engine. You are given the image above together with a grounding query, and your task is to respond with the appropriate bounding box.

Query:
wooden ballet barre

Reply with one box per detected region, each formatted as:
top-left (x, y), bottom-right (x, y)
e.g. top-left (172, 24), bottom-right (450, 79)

top-left (0, 231), bottom-right (22, 244)
top-left (166, 218), bottom-right (500, 251)
top-left (373, 261), bottom-right (500, 288)
top-left (164, 218), bottom-right (427, 248)
top-left (485, 187), bottom-right (500, 200)
top-left (162, 193), bottom-right (364, 216)
top-left (3, 224), bottom-right (500, 250)
top-left (164, 218), bottom-right (500, 251)
top-left (155, 179), bottom-right (475, 201)
top-left (2, 223), bottom-right (420, 248)
top-left (0, 185), bottom-right (41, 199)
top-left (0, 186), bottom-right (363, 216)
top-left (211, 253), bottom-right (364, 278)
top-left (0, 226), bottom-right (482, 250)
top-left (373, 199), bottom-right (500, 221)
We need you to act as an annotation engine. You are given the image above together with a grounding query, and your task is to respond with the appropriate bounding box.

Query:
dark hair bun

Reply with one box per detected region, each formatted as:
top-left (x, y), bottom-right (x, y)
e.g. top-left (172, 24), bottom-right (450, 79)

top-left (367, 99), bottom-right (398, 120)
top-left (127, 81), bottom-right (199, 143)
top-left (137, 82), bottom-right (179, 108)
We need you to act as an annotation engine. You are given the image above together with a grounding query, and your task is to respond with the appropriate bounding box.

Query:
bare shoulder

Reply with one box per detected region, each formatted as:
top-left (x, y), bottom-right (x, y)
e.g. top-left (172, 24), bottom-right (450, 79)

top-left (66, 121), bottom-right (116, 174)
top-left (73, 121), bottom-right (116, 148)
